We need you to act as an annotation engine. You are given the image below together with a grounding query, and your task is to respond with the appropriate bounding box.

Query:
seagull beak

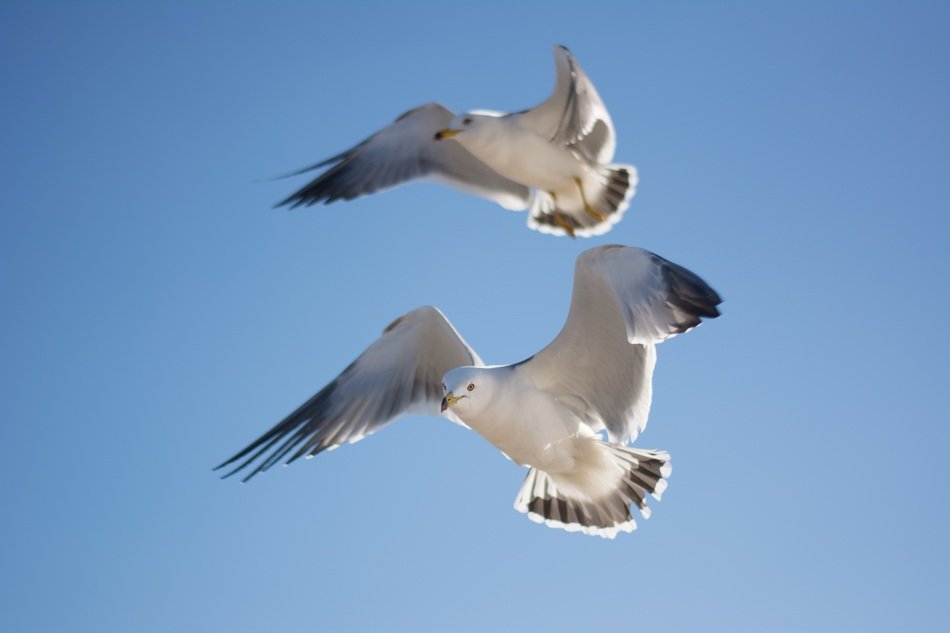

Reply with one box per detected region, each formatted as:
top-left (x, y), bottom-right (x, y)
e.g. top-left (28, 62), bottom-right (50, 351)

top-left (434, 128), bottom-right (460, 141)
top-left (441, 392), bottom-right (462, 412)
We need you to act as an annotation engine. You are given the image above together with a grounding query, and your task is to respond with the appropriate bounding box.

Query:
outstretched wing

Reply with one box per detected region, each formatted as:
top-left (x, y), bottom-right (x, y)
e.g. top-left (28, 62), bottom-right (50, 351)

top-left (515, 45), bottom-right (617, 164)
top-left (215, 306), bottom-right (482, 481)
top-left (277, 102), bottom-right (531, 210)
top-left (517, 245), bottom-right (721, 445)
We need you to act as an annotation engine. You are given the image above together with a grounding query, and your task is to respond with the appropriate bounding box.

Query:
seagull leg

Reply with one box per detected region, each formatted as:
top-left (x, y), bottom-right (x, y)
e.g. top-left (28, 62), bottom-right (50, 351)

top-left (548, 192), bottom-right (576, 238)
top-left (553, 212), bottom-right (576, 238)
top-left (574, 177), bottom-right (606, 223)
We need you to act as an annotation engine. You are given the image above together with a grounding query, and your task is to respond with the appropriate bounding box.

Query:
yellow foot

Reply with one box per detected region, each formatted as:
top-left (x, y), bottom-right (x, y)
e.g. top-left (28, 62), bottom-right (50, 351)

top-left (585, 205), bottom-right (606, 223)
top-left (553, 212), bottom-right (576, 238)
top-left (574, 177), bottom-right (607, 223)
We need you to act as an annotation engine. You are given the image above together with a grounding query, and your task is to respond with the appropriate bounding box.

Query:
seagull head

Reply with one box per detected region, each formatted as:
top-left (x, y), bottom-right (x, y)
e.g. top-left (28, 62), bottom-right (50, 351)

top-left (433, 111), bottom-right (502, 141)
top-left (441, 366), bottom-right (494, 416)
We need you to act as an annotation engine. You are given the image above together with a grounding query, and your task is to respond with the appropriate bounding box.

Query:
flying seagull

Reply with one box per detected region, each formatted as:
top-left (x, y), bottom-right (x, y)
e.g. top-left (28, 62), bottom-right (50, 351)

top-left (216, 245), bottom-right (721, 538)
top-left (277, 46), bottom-right (637, 238)
top-left (216, 245), bottom-right (720, 538)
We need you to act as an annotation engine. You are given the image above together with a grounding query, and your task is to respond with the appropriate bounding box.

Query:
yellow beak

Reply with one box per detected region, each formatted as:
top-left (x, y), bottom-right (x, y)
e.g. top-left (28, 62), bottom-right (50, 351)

top-left (441, 392), bottom-right (463, 412)
top-left (434, 128), bottom-right (460, 141)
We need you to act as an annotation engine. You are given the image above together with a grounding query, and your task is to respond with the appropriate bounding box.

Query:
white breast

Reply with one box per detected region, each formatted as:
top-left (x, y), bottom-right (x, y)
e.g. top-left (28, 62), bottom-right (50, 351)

top-left (459, 370), bottom-right (584, 473)
top-left (457, 119), bottom-right (587, 192)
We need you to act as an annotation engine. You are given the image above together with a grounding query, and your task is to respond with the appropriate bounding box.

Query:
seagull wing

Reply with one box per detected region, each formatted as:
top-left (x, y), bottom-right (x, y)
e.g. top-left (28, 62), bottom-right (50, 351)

top-left (215, 306), bottom-right (482, 481)
top-left (516, 245), bottom-right (721, 445)
top-left (515, 45), bottom-right (617, 164)
top-left (277, 102), bottom-right (531, 210)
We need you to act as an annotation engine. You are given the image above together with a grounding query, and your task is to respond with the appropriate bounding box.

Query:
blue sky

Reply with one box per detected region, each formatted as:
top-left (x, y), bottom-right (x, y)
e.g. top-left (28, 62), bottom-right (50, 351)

top-left (1, 2), bottom-right (948, 631)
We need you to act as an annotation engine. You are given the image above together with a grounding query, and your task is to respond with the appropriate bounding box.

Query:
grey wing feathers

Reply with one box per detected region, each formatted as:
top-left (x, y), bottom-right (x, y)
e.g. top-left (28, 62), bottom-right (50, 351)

top-left (518, 245), bottom-right (721, 445)
top-left (582, 245), bottom-right (722, 345)
top-left (276, 102), bottom-right (531, 210)
top-left (516, 45), bottom-right (617, 164)
top-left (215, 306), bottom-right (481, 482)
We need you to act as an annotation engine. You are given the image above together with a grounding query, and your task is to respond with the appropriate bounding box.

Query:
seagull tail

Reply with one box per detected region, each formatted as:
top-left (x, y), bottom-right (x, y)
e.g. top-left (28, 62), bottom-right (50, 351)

top-left (587, 162), bottom-right (638, 230)
top-left (526, 164), bottom-right (637, 238)
top-left (513, 441), bottom-right (669, 539)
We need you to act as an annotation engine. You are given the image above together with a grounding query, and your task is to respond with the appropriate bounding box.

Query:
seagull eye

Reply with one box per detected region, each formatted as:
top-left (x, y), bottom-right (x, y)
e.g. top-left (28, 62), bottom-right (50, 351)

top-left (462, 117), bottom-right (472, 125)
top-left (442, 383), bottom-right (447, 392)
top-left (467, 383), bottom-right (475, 391)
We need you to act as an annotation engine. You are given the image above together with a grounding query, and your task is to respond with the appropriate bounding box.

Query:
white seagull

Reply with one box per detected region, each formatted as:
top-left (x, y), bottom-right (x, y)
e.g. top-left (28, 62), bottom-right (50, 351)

top-left (277, 46), bottom-right (637, 238)
top-left (216, 245), bottom-right (721, 538)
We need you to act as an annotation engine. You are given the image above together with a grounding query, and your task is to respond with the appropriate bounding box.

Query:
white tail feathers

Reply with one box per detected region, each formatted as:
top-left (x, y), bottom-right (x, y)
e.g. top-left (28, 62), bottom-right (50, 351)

top-left (527, 164), bottom-right (638, 238)
top-left (513, 442), bottom-right (670, 539)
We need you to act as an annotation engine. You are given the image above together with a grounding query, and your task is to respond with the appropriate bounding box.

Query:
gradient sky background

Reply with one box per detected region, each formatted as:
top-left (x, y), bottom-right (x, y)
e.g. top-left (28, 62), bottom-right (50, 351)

top-left (2, 2), bottom-right (948, 632)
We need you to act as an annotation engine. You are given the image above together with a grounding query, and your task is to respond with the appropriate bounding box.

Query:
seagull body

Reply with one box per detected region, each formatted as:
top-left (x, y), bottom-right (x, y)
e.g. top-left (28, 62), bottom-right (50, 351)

top-left (442, 366), bottom-right (583, 473)
top-left (279, 46), bottom-right (637, 237)
top-left (444, 113), bottom-right (581, 191)
top-left (217, 246), bottom-right (721, 538)
top-left (442, 111), bottom-right (590, 192)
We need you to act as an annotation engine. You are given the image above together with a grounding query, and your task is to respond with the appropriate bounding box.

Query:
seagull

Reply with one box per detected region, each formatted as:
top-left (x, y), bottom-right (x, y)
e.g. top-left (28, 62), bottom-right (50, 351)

top-left (277, 46), bottom-right (637, 238)
top-left (216, 245), bottom-right (721, 538)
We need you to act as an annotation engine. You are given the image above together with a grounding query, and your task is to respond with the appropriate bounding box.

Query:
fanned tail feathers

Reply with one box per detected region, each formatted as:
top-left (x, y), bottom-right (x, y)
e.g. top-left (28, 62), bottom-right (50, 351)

top-left (513, 443), bottom-right (670, 539)
top-left (528, 164), bottom-right (637, 238)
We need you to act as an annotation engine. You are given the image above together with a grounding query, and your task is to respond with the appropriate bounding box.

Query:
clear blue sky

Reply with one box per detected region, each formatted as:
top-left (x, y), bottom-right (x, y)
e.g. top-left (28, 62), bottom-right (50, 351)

top-left (2, 2), bottom-right (948, 632)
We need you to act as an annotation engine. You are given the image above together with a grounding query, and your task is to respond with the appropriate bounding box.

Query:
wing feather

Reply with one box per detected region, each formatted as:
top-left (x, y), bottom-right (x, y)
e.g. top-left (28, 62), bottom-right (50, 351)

top-left (277, 103), bottom-right (531, 210)
top-left (517, 245), bottom-right (721, 444)
top-left (515, 45), bottom-right (617, 164)
top-left (215, 306), bottom-right (482, 481)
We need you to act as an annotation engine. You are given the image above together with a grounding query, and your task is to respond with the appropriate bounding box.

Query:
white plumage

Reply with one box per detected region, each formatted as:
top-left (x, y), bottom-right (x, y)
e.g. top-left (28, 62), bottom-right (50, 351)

top-left (278, 46), bottom-right (637, 238)
top-left (217, 245), bottom-right (721, 538)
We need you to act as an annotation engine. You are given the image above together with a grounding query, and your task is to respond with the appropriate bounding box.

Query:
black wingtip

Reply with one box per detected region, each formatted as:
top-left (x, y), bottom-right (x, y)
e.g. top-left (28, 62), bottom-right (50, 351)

top-left (653, 254), bottom-right (724, 327)
top-left (271, 154), bottom-right (345, 181)
top-left (273, 195), bottom-right (302, 210)
top-left (270, 149), bottom-right (356, 209)
top-left (215, 381), bottom-right (341, 482)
